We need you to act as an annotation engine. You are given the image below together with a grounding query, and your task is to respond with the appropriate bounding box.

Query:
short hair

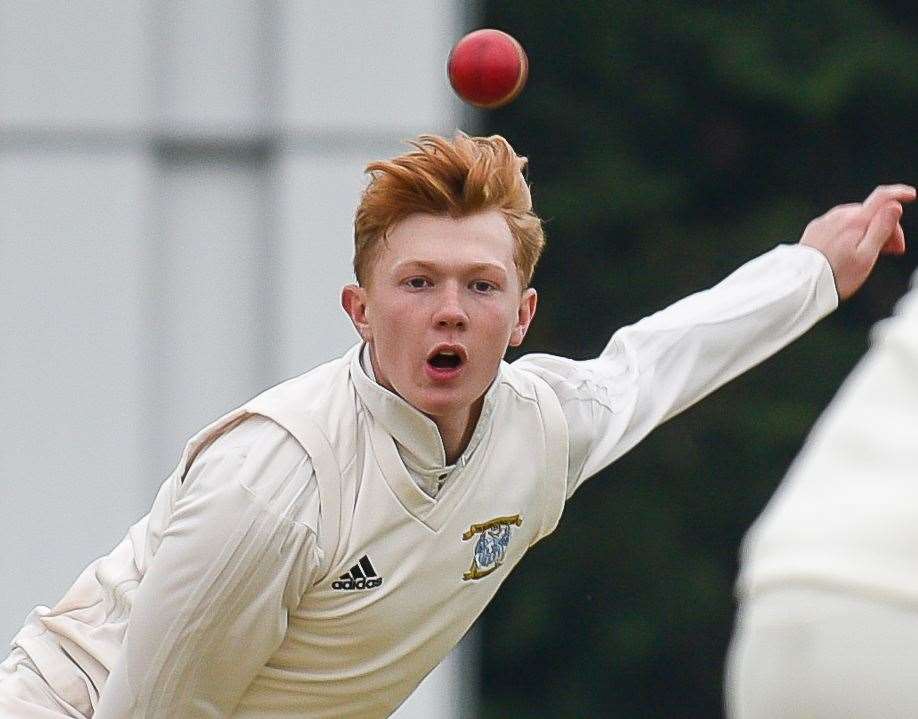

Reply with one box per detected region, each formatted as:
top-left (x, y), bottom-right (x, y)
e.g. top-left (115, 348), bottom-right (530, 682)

top-left (353, 132), bottom-right (545, 288)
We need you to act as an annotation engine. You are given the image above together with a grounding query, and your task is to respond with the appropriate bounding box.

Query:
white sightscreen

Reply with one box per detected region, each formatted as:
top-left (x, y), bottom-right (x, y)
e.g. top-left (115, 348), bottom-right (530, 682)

top-left (1, 2), bottom-right (476, 716)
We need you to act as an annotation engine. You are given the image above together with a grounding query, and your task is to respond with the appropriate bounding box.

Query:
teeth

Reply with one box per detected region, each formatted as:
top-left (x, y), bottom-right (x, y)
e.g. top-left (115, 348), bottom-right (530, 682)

top-left (440, 350), bottom-right (457, 356)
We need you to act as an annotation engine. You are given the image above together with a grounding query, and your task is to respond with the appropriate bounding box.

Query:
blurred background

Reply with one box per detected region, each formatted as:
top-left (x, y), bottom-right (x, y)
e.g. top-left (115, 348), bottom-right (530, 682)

top-left (2, 2), bottom-right (917, 718)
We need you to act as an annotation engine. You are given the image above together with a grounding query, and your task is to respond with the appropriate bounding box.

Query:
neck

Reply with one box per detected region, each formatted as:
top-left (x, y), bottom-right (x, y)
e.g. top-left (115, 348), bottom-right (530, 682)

top-left (431, 398), bottom-right (483, 465)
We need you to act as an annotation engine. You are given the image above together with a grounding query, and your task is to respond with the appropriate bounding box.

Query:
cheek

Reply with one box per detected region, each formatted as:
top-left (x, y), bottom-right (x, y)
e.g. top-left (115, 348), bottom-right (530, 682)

top-left (372, 302), bottom-right (423, 354)
top-left (475, 303), bottom-right (518, 344)
top-left (369, 295), bottom-right (406, 330)
top-left (495, 300), bottom-right (522, 331)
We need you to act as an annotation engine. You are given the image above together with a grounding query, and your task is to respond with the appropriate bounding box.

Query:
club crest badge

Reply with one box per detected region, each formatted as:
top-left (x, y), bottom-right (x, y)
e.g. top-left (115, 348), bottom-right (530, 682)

top-left (461, 514), bottom-right (522, 581)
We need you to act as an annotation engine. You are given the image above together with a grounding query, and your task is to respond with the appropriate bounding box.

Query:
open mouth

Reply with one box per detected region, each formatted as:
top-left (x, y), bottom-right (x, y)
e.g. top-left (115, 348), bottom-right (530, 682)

top-left (428, 352), bottom-right (463, 370)
top-left (425, 345), bottom-right (467, 377)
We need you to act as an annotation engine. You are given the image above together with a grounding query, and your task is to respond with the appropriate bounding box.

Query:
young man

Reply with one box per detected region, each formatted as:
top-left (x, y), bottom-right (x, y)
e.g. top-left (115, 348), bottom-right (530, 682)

top-left (0, 133), bottom-right (911, 718)
top-left (727, 245), bottom-right (918, 717)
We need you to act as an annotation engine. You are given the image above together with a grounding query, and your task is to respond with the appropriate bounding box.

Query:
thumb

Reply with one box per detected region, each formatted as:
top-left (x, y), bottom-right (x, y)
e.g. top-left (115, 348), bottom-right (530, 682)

top-left (859, 201), bottom-right (903, 258)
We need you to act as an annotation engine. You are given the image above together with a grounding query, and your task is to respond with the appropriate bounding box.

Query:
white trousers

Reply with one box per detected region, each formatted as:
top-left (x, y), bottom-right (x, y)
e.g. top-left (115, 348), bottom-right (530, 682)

top-left (726, 587), bottom-right (918, 719)
top-left (0, 648), bottom-right (84, 718)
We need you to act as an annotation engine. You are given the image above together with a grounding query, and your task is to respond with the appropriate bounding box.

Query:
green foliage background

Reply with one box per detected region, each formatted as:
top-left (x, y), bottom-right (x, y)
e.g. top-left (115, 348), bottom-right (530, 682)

top-left (478, 3), bottom-right (918, 716)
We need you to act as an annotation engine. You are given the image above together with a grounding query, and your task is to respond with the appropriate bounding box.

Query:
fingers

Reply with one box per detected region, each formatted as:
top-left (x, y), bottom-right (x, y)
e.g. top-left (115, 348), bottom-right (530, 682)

top-left (880, 222), bottom-right (907, 256)
top-left (861, 185), bottom-right (913, 256)
top-left (860, 201), bottom-right (904, 257)
top-left (861, 184), bottom-right (917, 219)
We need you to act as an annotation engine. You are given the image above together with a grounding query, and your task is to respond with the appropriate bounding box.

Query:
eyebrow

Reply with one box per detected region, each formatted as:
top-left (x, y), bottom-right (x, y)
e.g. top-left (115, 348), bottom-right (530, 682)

top-left (391, 259), bottom-right (509, 278)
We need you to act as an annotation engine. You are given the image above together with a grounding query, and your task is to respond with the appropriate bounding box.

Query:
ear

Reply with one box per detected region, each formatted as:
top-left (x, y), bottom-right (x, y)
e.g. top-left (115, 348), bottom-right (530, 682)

top-left (341, 284), bottom-right (373, 342)
top-left (509, 287), bottom-right (537, 347)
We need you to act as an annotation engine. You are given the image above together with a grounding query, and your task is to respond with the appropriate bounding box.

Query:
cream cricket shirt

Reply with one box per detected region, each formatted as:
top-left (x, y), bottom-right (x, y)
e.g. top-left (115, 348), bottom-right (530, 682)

top-left (3, 245), bottom-right (837, 718)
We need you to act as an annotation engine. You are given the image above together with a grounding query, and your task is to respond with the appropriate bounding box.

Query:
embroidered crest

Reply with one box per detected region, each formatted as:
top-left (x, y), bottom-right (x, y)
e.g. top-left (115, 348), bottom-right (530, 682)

top-left (461, 514), bottom-right (522, 581)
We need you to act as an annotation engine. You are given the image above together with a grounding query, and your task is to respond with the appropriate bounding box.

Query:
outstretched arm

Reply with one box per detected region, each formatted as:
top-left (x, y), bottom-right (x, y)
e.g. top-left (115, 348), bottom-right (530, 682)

top-left (516, 184), bottom-right (913, 497)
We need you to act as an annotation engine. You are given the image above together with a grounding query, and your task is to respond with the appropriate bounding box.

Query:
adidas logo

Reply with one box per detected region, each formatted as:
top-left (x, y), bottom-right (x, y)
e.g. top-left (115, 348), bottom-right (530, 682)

top-left (332, 555), bottom-right (383, 591)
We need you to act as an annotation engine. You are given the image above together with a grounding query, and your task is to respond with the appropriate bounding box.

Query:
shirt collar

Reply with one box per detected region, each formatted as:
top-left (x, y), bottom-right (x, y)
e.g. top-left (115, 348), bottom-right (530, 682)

top-left (351, 343), bottom-right (500, 478)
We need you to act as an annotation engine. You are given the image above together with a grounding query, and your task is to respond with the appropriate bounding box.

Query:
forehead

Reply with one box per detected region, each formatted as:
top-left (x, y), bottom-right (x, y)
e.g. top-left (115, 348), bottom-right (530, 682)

top-left (377, 210), bottom-right (516, 273)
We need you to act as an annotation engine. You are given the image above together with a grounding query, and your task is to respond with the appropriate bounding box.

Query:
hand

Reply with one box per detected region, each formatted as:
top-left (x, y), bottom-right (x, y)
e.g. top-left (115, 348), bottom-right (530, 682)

top-left (800, 184), bottom-right (916, 300)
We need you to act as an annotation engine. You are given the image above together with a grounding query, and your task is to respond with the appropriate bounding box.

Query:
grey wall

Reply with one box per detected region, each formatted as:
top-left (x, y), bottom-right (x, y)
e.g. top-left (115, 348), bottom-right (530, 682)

top-left (1, 2), bottom-right (476, 716)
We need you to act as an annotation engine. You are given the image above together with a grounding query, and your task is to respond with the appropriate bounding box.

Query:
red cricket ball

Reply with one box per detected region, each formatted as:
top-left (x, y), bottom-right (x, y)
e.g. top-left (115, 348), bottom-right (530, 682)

top-left (447, 29), bottom-right (529, 109)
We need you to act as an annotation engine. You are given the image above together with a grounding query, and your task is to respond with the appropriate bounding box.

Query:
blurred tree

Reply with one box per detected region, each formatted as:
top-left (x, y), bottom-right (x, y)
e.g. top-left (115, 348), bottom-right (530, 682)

top-left (477, 2), bottom-right (918, 717)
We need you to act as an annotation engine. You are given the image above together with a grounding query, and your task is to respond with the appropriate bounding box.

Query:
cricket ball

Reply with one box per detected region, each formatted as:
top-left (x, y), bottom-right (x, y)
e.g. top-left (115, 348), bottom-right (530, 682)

top-left (447, 29), bottom-right (528, 109)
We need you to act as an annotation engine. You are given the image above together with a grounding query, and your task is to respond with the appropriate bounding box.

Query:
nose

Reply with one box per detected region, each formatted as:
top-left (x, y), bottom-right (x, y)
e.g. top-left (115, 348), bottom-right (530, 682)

top-left (432, 283), bottom-right (468, 330)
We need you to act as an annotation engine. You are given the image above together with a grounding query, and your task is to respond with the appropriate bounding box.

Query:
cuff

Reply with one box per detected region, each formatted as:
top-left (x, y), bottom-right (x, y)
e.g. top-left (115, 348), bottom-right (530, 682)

top-left (787, 243), bottom-right (840, 316)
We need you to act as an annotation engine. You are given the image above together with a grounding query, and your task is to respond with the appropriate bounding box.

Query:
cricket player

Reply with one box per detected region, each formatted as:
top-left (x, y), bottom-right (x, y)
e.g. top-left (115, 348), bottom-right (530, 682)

top-left (727, 237), bottom-right (918, 716)
top-left (0, 133), bottom-right (911, 718)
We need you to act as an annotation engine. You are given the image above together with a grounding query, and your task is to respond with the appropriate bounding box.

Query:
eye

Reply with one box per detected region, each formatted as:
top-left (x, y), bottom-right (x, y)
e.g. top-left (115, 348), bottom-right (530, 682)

top-left (405, 277), bottom-right (431, 289)
top-left (471, 280), bottom-right (498, 293)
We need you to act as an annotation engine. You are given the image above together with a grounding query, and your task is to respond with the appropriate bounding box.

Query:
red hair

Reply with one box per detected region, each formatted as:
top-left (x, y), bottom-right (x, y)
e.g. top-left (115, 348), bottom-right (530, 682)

top-left (353, 133), bottom-right (545, 287)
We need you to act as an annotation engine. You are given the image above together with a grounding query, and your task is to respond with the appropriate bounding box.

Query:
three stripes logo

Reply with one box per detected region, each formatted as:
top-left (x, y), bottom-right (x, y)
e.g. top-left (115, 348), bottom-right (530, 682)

top-left (332, 555), bottom-right (383, 591)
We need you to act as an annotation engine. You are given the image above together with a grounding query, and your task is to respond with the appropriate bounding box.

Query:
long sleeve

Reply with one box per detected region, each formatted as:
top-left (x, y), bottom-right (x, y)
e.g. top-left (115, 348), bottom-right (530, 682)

top-left (514, 243), bottom-right (838, 498)
top-left (93, 416), bottom-right (322, 718)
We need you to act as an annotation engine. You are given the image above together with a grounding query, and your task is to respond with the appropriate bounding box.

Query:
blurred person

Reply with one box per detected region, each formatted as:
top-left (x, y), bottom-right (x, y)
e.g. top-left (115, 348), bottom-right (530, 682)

top-left (0, 132), bottom-right (911, 718)
top-left (727, 251), bottom-right (918, 718)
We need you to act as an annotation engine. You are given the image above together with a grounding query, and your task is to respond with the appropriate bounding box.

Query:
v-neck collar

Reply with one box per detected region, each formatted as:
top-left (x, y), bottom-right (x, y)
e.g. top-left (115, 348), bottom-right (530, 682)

top-left (349, 343), bottom-right (502, 528)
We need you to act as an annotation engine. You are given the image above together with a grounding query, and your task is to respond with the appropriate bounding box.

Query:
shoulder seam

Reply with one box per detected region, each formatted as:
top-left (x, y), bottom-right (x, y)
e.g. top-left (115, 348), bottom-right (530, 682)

top-left (497, 374), bottom-right (539, 403)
